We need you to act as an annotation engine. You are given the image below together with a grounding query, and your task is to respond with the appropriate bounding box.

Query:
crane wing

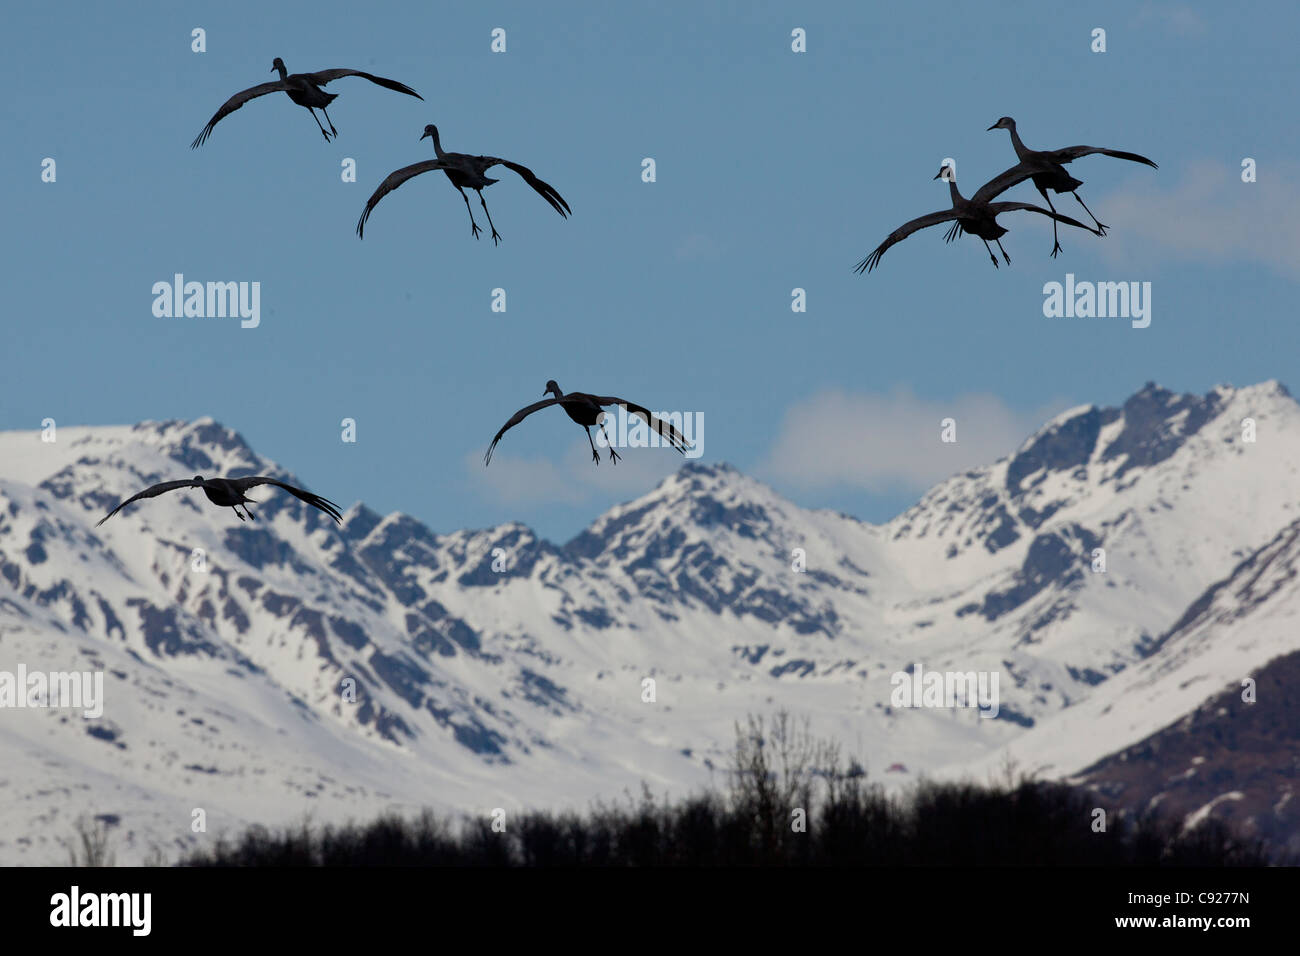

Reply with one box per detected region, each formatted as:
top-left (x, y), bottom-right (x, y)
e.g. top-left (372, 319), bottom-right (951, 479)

top-left (971, 162), bottom-right (1039, 204)
top-left (305, 69), bottom-right (422, 99)
top-left (484, 398), bottom-right (563, 465)
top-left (984, 202), bottom-right (1100, 233)
top-left (228, 476), bottom-right (343, 523)
top-left (190, 80), bottom-right (291, 148)
top-left (1045, 145), bottom-right (1158, 169)
top-left (853, 209), bottom-right (960, 274)
top-left (592, 398), bottom-right (691, 454)
top-left (483, 158), bottom-right (572, 218)
top-left (96, 479), bottom-right (200, 526)
top-left (356, 160), bottom-right (452, 237)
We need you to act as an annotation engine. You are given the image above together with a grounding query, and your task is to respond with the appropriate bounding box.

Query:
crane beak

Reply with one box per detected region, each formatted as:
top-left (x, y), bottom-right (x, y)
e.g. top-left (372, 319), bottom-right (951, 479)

top-left (987, 123), bottom-right (998, 131)
top-left (933, 170), bottom-right (943, 180)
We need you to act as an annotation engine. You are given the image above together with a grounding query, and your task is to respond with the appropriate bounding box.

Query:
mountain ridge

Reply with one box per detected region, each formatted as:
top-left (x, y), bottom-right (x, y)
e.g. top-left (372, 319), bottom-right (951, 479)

top-left (1, 379), bottom-right (1297, 862)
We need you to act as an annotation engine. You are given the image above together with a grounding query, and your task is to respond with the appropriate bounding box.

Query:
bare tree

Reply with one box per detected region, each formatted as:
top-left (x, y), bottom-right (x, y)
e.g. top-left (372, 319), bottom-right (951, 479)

top-left (64, 815), bottom-right (116, 867)
top-left (142, 845), bottom-right (169, 867)
top-left (728, 710), bottom-right (840, 859)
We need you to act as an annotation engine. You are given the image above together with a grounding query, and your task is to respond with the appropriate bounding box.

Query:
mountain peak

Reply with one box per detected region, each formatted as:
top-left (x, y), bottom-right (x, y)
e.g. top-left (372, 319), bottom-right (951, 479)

top-left (135, 418), bottom-right (256, 462)
top-left (1004, 380), bottom-right (1297, 499)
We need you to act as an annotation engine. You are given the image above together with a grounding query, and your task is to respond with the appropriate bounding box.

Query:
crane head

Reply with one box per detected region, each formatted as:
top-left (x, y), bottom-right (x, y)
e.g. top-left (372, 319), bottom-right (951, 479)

top-left (543, 380), bottom-right (562, 397)
top-left (420, 124), bottom-right (438, 141)
top-left (934, 162), bottom-right (956, 183)
top-left (987, 116), bottom-right (1015, 131)
top-left (192, 475), bottom-right (206, 483)
top-left (270, 57), bottom-right (286, 73)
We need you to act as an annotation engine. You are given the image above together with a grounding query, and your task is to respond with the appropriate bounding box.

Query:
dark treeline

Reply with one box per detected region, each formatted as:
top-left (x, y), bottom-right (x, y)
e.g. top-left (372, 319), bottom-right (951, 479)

top-left (178, 713), bottom-right (1276, 867)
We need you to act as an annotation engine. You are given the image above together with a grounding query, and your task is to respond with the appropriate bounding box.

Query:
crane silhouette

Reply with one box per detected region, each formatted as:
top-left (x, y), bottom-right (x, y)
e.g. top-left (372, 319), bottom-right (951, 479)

top-left (96, 475), bottom-right (343, 525)
top-left (485, 381), bottom-right (691, 466)
top-left (985, 116), bottom-right (1158, 256)
top-left (191, 58), bottom-right (422, 148)
top-left (356, 125), bottom-right (570, 241)
top-left (854, 163), bottom-right (1101, 273)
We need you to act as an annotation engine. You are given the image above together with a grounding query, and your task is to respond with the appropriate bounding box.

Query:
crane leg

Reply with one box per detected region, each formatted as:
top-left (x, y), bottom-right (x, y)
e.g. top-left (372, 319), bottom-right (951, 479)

top-left (585, 427), bottom-right (601, 465)
top-left (600, 422), bottom-right (621, 463)
top-left (234, 507), bottom-right (246, 522)
top-left (306, 108), bottom-right (332, 142)
top-left (1073, 192), bottom-right (1107, 234)
top-left (981, 239), bottom-right (999, 268)
top-left (478, 193), bottom-right (503, 245)
top-left (320, 107), bottom-right (339, 136)
top-left (456, 187), bottom-right (483, 240)
top-left (1039, 188), bottom-right (1064, 258)
top-left (245, 505), bottom-right (256, 521)
top-left (995, 238), bottom-right (1011, 265)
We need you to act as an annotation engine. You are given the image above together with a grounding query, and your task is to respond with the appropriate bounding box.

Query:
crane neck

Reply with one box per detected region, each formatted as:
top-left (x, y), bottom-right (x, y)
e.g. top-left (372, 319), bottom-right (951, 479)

top-left (946, 178), bottom-right (964, 205)
top-left (1005, 125), bottom-right (1030, 159)
top-left (273, 63), bottom-right (289, 80)
top-left (430, 127), bottom-right (447, 158)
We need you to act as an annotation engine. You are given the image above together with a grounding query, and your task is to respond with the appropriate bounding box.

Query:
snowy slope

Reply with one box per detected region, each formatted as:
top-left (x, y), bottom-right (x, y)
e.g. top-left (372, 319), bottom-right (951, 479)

top-left (963, 514), bottom-right (1300, 836)
top-left (2, 381), bottom-right (1298, 862)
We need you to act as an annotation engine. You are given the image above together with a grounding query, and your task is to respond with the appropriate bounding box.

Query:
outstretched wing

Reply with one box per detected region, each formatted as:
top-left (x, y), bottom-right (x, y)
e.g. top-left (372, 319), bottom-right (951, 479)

top-left (484, 398), bottom-right (563, 465)
top-left (1045, 145), bottom-right (1158, 169)
top-left (356, 160), bottom-right (451, 237)
top-left (305, 69), bottom-right (423, 100)
top-left (591, 397), bottom-right (692, 455)
top-left (96, 479), bottom-right (199, 526)
top-left (191, 80), bottom-right (291, 148)
top-left (229, 476), bottom-right (343, 524)
top-left (484, 158), bottom-right (572, 217)
top-left (971, 162), bottom-right (1039, 204)
top-left (984, 201), bottom-right (1099, 234)
top-left (853, 209), bottom-right (959, 274)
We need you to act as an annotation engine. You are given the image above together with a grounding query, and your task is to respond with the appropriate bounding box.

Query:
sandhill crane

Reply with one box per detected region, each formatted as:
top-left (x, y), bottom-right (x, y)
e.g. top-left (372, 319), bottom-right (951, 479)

top-left (485, 381), bottom-right (691, 466)
top-left (96, 475), bottom-right (343, 525)
top-left (986, 116), bottom-right (1158, 255)
top-left (190, 58), bottom-right (422, 148)
top-left (356, 125), bottom-right (570, 242)
top-left (854, 163), bottom-right (1101, 273)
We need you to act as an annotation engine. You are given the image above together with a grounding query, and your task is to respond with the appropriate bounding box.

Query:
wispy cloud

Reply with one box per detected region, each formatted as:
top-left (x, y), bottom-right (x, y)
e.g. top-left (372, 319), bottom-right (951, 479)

top-left (758, 387), bottom-right (1066, 493)
top-left (470, 440), bottom-right (679, 506)
top-left (1135, 2), bottom-right (1209, 37)
top-left (1095, 160), bottom-right (1300, 280)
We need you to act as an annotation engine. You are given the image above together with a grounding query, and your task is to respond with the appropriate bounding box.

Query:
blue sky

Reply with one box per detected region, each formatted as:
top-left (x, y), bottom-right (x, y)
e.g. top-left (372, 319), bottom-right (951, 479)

top-left (4, 1), bottom-right (1297, 541)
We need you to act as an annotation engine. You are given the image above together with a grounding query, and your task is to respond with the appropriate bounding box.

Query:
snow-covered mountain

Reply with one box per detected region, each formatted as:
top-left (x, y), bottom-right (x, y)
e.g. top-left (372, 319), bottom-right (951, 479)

top-left (2, 380), bottom-right (1298, 863)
